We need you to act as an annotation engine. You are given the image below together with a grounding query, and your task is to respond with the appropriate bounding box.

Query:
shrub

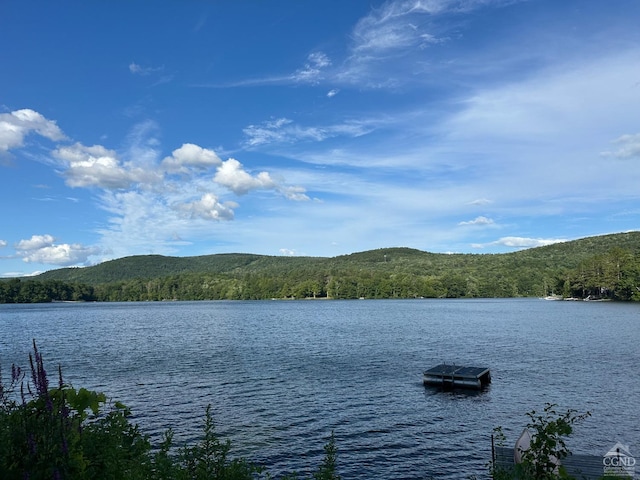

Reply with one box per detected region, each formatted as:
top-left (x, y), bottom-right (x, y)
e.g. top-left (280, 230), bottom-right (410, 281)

top-left (491, 403), bottom-right (591, 480)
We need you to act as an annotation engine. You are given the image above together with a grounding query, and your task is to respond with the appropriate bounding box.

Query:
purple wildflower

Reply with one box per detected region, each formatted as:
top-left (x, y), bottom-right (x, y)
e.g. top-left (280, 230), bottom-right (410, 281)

top-left (29, 340), bottom-right (49, 398)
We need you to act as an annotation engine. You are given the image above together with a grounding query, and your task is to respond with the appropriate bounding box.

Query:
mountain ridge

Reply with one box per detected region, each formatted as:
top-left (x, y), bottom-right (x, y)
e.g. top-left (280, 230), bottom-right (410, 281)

top-left (34, 231), bottom-right (640, 286)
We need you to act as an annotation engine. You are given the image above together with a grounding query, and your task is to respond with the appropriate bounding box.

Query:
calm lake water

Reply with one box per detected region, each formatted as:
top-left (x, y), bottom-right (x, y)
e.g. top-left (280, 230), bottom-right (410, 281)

top-left (1, 299), bottom-right (639, 479)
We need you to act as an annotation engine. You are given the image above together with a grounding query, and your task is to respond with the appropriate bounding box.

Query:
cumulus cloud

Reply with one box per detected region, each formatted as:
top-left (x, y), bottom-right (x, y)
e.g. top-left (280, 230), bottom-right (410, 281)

top-left (0, 106), bottom-right (311, 261)
top-left (16, 234), bottom-right (56, 251)
top-left (458, 216), bottom-right (495, 226)
top-left (0, 109), bottom-right (66, 153)
top-left (175, 193), bottom-right (237, 221)
top-left (214, 158), bottom-right (277, 195)
top-left (601, 133), bottom-right (640, 160)
top-left (327, 89), bottom-right (339, 98)
top-left (15, 234), bottom-right (99, 266)
top-left (161, 143), bottom-right (222, 174)
top-left (54, 142), bottom-right (161, 189)
top-left (472, 236), bottom-right (566, 249)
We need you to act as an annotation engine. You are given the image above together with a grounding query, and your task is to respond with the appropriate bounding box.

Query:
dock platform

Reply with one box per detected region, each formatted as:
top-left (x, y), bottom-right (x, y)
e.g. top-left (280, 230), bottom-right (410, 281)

top-left (423, 364), bottom-right (491, 389)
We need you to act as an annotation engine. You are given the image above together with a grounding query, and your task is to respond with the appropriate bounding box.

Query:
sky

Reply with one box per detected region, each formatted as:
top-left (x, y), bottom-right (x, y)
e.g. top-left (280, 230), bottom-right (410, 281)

top-left (1, 0), bottom-right (640, 277)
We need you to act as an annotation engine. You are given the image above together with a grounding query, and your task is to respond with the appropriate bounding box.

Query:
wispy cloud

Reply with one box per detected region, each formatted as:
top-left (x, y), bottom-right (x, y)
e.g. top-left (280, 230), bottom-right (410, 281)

top-left (468, 198), bottom-right (492, 206)
top-left (243, 117), bottom-right (376, 147)
top-left (472, 236), bottom-right (566, 249)
top-left (458, 216), bottom-right (495, 226)
top-left (129, 62), bottom-right (164, 76)
top-left (336, 0), bottom-right (518, 88)
top-left (350, 0), bottom-right (450, 54)
top-left (601, 133), bottom-right (640, 160)
top-left (190, 1), bottom-right (514, 91)
top-left (293, 52), bottom-right (332, 84)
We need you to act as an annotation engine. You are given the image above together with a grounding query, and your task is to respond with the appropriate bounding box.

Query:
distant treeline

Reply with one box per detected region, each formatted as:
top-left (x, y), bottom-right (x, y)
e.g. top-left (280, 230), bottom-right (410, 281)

top-left (0, 279), bottom-right (95, 304)
top-left (2, 247), bottom-right (639, 303)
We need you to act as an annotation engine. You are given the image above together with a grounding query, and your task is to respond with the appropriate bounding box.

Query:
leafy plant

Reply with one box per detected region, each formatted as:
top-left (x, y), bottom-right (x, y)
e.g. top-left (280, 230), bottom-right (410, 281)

top-left (491, 404), bottom-right (592, 480)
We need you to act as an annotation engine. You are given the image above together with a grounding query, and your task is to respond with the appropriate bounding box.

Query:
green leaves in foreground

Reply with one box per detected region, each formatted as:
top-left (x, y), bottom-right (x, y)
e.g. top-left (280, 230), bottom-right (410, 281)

top-left (491, 403), bottom-right (592, 480)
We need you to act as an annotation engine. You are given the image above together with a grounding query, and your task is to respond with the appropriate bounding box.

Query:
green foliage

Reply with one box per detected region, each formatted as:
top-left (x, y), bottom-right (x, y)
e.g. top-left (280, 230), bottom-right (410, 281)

top-left (0, 278), bottom-right (95, 303)
top-left (312, 432), bottom-right (340, 480)
top-left (0, 343), bottom-right (341, 480)
top-left (171, 404), bottom-right (262, 480)
top-left (519, 404), bottom-right (591, 480)
top-left (491, 403), bottom-right (592, 480)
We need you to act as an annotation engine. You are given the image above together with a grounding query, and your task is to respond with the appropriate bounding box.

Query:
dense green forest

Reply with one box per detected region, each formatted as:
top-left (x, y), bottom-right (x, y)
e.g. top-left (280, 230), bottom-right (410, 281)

top-left (2, 232), bottom-right (640, 303)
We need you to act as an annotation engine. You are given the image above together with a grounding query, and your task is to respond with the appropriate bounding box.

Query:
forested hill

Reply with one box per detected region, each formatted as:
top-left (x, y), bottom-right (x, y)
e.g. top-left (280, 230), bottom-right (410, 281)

top-left (8, 231), bottom-right (635, 302)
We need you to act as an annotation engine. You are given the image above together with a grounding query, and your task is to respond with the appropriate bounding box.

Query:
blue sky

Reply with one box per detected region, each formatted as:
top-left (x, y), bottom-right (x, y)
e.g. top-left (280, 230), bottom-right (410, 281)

top-left (2, 0), bottom-right (640, 276)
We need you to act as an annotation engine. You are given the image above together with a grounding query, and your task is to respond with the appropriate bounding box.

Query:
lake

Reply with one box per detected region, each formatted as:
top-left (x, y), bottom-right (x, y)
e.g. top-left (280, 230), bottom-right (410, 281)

top-left (1, 298), bottom-right (639, 479)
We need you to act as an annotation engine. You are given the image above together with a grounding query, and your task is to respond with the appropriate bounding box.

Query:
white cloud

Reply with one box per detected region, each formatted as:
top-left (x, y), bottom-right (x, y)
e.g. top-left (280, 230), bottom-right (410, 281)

top-left (334, 0), bottom-right (522, 88)
top-left (472, 236), bottom-right (566, 249)
top-left (0, 239), bottom-right (7, 248)
top-left (327, 89), bottom-right (339, 98)
top-left (279, 248), bottom-right (297, 256)
top-left (162, 143), bottom-right (222, 174)
top-left (469, 198), bottom-right (492, 206)
top-left (243, 118), bottom-right (294, 146)
top-left (352, 0), bottom-right (445, 53)
top-left (16, 234), bottom-right (56, 251)
top-left (15, 234), bottom-right (99, 266)
top-left (293, 52), bottom-right (331, 83)
top-left (129, 62), bottom-right (163, 76)
top-left (458, 216), bottom-right (495, 226)
top-left (352, 0), bottom-right (516, 52)
top-left (214, 158), bottom-right (277, 195)
top-left (0, 109), bottom-right (65, 153)
top-left (243, 117), bottom-right (375, 147)
top-left (601, 133), bottom-right (640, 160)
top-left (175, 193), bottom-right (237, 221)
top-left (54, 142), bottom-right (161, 189)
top-left (278, 185), bottom-right (310, 202)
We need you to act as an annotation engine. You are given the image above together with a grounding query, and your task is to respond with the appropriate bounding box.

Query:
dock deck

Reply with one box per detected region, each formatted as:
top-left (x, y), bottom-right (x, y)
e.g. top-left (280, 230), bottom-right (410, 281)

top-left (423, 364), bottom-right (491, 389)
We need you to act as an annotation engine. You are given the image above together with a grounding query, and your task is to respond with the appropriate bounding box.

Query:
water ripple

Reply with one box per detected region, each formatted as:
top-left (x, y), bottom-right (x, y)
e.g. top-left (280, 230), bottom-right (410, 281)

top-left (1, 299), bottom-right (639, 479)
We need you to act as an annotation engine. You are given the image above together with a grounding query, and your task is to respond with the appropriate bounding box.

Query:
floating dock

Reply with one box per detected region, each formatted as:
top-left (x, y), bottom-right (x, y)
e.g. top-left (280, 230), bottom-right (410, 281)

top-left (423, 364), bottom-right (491, 390)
